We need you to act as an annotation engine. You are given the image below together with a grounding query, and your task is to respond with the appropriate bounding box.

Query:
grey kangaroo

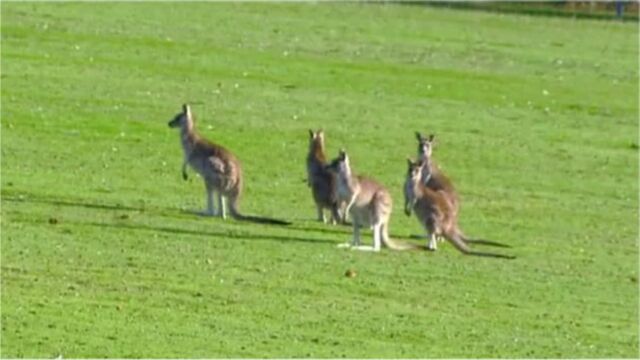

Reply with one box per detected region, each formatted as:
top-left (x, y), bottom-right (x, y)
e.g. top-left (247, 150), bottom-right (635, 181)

top-left (306, 129), bottom-right (344, 224)
top-left (326, 149), bottom-right (419, 252)
top-left (404, 158), bottom-right (514, 259)
top-left (168, 104), bottom-right (290, 225)
top-left (415, 132), bottom-right (459, 216)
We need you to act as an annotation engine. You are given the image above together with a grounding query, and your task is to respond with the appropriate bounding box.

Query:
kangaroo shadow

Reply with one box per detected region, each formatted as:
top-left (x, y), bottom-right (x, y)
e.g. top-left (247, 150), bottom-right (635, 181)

top-left (465, 238), bottom-right (512, 248)
top-left (408, 234), bottom-right (512, 248)
top-left (286, 222), bottom-right (424, 243)
top-left (2, 192), bottom-right (145, 212)
top-left (84, 220), bottom-right (337, 246)
top-left (287, 219), bottom-right (436, 243)
top-left (179, 209), bottom-right (291, 227)
top-left (286, 222), bottom-right (351, 236)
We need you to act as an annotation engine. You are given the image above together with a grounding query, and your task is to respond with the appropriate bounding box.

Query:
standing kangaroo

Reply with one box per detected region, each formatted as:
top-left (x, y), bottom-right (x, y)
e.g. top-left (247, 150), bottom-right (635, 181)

top-left (326, 149), bottom-right (418, 252)
top-left (306, 129), bottom-right (343, 224)
top-left (415, 132), bottom-right (459, 216)
top-left (168, 104), bottom-right (290, 225)
top-left (404, 158), bottom-right (514, 259)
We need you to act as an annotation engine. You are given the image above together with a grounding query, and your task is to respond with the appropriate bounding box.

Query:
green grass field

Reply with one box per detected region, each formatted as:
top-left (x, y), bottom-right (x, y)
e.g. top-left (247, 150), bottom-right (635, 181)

top-left (1, 2), bottom-right (638, 358)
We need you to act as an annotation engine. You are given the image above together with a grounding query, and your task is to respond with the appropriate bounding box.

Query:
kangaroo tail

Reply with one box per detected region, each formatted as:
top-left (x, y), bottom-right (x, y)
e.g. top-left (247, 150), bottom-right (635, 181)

top-left (381, 223), bottom-right (421, 251)
top-left (449, 231), bottom-right (515, 259)
top-left (228, 196), bottom-right (291, 226)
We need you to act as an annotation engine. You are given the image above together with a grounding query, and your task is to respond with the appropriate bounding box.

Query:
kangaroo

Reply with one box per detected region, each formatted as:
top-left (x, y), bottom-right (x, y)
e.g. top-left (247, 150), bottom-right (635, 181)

top-left (404, 158), bottom-right (514, 259)
top-left (325, 149), bottom-right (419, 252)
top-left (415, 132), bottom-right (459, 215)
top-left (168, 104), bottom-right (290, 225)
top-left (306, 129), bottom-right (344, 224)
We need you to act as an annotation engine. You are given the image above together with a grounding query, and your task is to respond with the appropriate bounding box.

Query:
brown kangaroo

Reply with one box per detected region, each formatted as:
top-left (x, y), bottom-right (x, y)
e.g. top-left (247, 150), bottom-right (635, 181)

top-left (404, 158), bottom-right (514, 259)
top-left (168, 104), bottom-right (290, 225)
top-left (306, 129), bottom-right (344, 224)
top-left (326, 149), bottom-right (419, 252)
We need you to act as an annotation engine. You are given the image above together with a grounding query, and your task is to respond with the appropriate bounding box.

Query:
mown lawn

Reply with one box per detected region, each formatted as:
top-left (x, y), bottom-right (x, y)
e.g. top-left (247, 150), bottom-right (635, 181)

top-left (1, 2), bottom-right (638, 358)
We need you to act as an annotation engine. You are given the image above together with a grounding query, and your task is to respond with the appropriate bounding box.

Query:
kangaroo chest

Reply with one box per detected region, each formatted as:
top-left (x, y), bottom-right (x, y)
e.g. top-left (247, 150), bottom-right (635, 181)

top-left (335, 175), bottom-right (354, 202)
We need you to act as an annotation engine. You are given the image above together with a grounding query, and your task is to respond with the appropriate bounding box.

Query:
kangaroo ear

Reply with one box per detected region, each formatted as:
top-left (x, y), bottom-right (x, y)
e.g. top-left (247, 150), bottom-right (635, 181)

top-left (317, 129), bottom-right (324, 136)
top-left (183, 104), bottom-right (192, 119)
top-left (415, 132), bottom-right (424, 142)
top-left (407, 157), bottom-right (414, 166)
top-left (428, 134), bottom-right (435, 142)
top-left (309, 129), bottom-right (314, 138)
top-left (338, 148), bottom-right (347, 160)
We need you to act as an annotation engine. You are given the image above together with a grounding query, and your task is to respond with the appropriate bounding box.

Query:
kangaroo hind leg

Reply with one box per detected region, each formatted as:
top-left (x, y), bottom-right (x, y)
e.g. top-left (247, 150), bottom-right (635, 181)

top-left (427, 233), bottom-right (438, 251)
top-left (338, 219), bottom-right (360, 249)
top-left (352, 222), bottom-right (380, 252)
top-left (200, 181), bottom-right (216, 217)
top-left (329, 203), bottom-right (341, 225)
top-left (316, 204), bottom-right (326, 223)
top-left (217, 192), bottom-right (226, 219)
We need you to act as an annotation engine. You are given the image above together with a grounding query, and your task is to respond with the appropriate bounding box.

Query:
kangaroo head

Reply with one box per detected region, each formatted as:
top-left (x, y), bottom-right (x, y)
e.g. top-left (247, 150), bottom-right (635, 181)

top-left (326, 148), bottom-right (350, 175)
top-left (308, 129), bottom-right (325, 149)
top-left (406, 158), bottom-right (423, 184)
top-left (416, 132), bottom-right (435, 160)
top-left (309, 129), bottom-right (324, 140)
top-left (407, 156), bottom-right (433, 185)
top-left (168, 104), bottom-right (193, 129)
